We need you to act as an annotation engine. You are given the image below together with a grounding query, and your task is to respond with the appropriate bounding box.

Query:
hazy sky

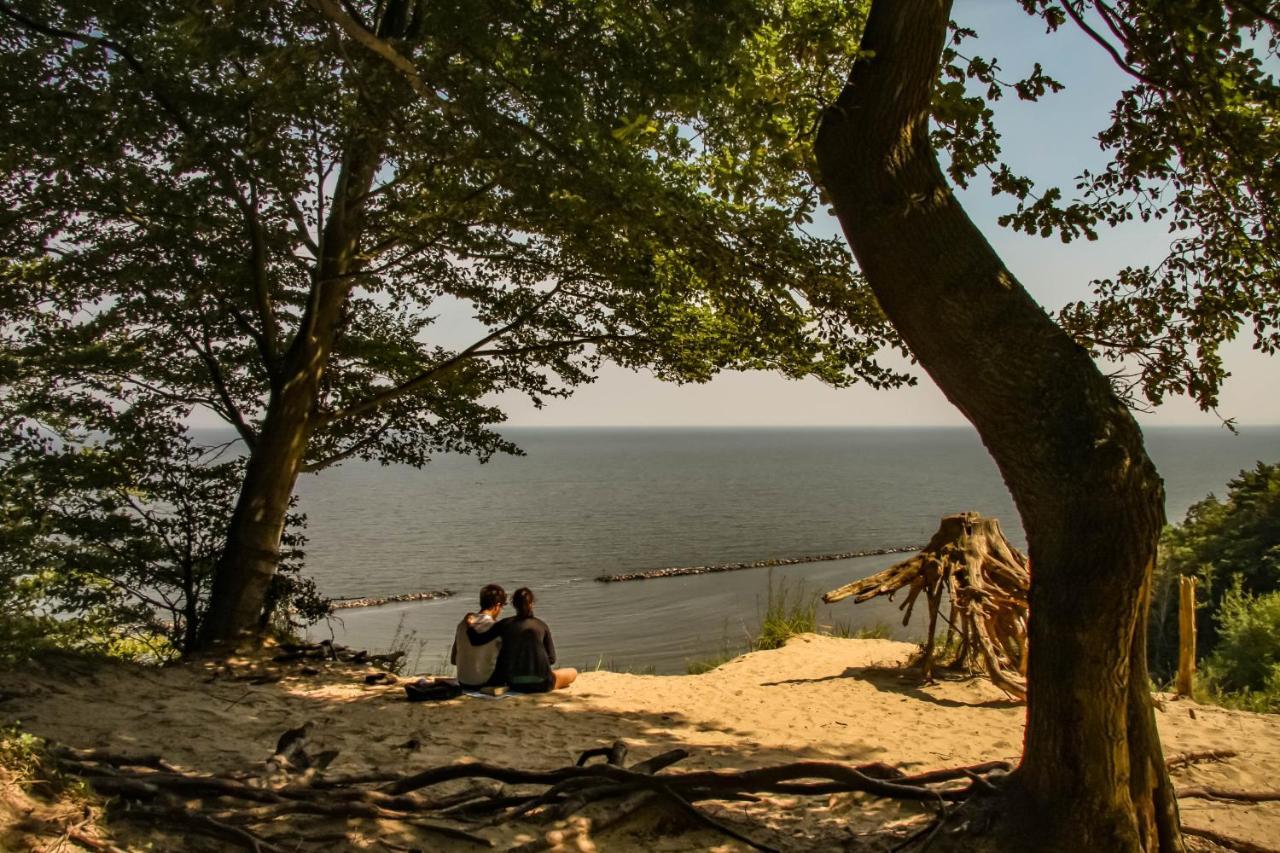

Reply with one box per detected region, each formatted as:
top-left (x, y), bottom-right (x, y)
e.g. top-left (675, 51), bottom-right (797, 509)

top-left (495, 2), bottom-right (1278, 429)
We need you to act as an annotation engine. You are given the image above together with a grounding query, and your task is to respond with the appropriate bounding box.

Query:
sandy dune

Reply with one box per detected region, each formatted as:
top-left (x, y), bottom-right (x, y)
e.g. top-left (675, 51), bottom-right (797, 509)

top-left (1, 636), bottom-right (1276, 851)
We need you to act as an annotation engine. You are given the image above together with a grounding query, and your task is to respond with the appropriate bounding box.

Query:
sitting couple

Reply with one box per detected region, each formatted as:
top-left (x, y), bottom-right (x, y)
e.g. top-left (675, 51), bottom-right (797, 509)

top-left (450, 584), bottom-right (578, 693)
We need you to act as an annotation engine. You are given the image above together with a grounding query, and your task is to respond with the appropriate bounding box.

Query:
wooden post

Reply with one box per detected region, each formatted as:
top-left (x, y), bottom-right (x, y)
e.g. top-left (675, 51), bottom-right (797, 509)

top-left (1176, 576), bottom-right (1197, 697)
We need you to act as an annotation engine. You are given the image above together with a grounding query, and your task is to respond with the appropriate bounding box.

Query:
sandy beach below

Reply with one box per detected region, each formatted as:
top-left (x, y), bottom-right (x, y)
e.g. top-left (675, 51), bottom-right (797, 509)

top-left (2, 635), bottom-right (1277, 851)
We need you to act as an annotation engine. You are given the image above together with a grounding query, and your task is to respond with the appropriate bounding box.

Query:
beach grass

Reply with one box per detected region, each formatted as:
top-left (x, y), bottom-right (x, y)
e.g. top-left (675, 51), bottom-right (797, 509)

top-left (585, 656), bottom-right (658, 675)
top-left (382, 614), bottom-right (431, 675)
top-left (753, 573), bottom-right (818, 651)
top-left (822, 619), bottom-right (894, 640)
top-left (686, 573), bottom-right (872, 673)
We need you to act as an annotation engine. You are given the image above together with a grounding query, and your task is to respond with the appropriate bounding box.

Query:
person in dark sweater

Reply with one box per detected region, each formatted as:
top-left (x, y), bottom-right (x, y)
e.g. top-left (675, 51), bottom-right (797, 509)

top-left (466, 587), bottom-right (578, 692)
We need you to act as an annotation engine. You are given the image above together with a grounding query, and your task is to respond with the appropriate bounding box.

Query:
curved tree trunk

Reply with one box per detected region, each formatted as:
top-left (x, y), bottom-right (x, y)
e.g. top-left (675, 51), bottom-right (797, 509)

top-left (811, 1), bottom-right (1181, 849)
top-left (195, 141), bottom-right (385, 651)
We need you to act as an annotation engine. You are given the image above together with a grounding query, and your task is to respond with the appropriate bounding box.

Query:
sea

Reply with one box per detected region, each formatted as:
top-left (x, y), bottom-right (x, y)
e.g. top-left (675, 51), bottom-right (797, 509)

top-left (294, 426), bottom-right (1279, 674)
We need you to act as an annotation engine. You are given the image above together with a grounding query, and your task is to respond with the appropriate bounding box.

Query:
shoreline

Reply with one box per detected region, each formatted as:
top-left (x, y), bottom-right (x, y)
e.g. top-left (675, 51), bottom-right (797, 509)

top-left (594, 544), bottom-right (923, 582)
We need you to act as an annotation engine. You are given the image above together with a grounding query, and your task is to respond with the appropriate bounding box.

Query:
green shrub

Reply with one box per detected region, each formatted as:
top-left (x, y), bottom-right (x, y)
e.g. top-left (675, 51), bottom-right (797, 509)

top-left (1, 418), bottom-right (326, 659)
top-left (1199, 585), bottom-right (1280, 712)
top-left (1149, 460), bottom-right (1280, 680)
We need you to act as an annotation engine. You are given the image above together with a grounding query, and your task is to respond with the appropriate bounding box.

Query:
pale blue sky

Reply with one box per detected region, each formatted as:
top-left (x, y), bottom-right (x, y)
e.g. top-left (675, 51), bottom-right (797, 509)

top-left (497, 1), bottom-right (1278, 428)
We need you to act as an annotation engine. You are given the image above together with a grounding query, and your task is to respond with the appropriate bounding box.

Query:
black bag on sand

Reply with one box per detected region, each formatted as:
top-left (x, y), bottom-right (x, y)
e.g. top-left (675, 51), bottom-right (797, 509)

top-left (404, 679), bottom-right (462, 702)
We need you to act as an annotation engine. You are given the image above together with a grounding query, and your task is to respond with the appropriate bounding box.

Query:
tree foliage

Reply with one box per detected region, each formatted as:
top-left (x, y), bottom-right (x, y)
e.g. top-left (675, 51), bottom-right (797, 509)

top-left (1201, 584), bottom-right (1280, 708)
top-left (1150, 460), bottom-right (1280, 679)
top-left (934, 1), bottom-right (1279, 413)
top-left (0, 405), bottom-right (322, 658)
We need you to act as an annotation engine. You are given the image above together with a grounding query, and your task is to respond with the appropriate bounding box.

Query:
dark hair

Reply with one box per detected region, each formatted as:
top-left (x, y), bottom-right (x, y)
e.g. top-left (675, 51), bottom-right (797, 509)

top-left (479, 584), bottom-right (507, 611)
top-left (513, 587), bottom-right (535, 617)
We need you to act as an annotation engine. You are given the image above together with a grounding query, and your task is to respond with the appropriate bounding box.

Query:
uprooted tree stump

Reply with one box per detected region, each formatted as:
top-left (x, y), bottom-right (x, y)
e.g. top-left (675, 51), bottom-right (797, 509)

top-left (823, 512), bottom-right (1029, 699)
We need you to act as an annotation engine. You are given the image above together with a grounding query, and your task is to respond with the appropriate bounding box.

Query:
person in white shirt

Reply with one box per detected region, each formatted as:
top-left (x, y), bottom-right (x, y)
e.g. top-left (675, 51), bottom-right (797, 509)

top-left (451, 584), bottom-right (506, 689)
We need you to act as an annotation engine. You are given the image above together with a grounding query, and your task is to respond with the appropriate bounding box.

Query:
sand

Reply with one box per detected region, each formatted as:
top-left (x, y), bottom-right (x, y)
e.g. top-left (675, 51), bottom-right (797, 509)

top-left (1, 635), bottom-right (1277, 851)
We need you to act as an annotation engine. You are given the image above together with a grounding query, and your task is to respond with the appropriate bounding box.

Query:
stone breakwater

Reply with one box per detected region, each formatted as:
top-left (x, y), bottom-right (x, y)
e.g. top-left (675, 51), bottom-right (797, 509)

top-left (594, 545), bottom-right (924, 583)
top-left (330, 590), bottom-right (454, 610)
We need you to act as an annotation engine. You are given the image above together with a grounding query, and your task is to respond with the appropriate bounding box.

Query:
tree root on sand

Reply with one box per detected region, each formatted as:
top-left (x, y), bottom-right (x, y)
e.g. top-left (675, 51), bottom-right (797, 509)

top-left (823, 513), bottom-right (1029, 699)
top-left (48, 739), bottom-right (1278, 852)
top-left (1181, 824), bottom-right (1280, 853)
top-left (50, 740), bottom-right (1014, 851)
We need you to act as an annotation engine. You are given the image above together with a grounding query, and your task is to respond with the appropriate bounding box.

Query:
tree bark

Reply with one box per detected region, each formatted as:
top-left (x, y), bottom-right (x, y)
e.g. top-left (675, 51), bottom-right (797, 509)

top-left (196, 140), bottom-right (385, 651)
top-left (811, 1), bottom-right (1182, 849)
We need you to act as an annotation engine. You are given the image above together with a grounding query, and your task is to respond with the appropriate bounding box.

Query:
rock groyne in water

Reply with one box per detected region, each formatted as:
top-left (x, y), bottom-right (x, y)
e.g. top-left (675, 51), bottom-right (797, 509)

top-left (330, 590), bottom-right (454, 610)
top-left (594, 545), bottom-right (924, 583)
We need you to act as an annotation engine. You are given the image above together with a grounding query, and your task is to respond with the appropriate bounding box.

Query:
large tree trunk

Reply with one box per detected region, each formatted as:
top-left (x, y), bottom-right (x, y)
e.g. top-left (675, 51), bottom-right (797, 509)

top-left (195, 142), bottom-right (385, 651)
top-left (812, 1), bottom-right (1181, 849)
top-left (195, 2), bottom-right (427, 651)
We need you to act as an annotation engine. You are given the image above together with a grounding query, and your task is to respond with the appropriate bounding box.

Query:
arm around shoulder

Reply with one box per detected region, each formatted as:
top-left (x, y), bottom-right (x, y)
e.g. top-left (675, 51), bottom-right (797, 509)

top-left (466, 616), bottom-right (506, 646)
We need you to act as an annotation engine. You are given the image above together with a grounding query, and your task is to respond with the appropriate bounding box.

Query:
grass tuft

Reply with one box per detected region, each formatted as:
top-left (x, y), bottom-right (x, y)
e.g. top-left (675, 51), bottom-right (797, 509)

top-left (752, 573), bottom-right (818, 651)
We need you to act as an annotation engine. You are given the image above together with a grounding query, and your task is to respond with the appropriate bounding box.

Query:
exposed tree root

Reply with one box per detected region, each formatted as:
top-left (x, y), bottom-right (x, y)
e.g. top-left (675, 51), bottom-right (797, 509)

top-left (1166, 749), bottom-right (1239, 771)
top-left (1182, 824), bottom-right (1280, 853)
top-left (47, 737), bottom-right (1279, 852)
top-left (1177, 788), bottom-right (1280, 803)
top-left (49, 737), bottom-right (1017, 851)
top-left (824, 513), bottom-right (1029, 698)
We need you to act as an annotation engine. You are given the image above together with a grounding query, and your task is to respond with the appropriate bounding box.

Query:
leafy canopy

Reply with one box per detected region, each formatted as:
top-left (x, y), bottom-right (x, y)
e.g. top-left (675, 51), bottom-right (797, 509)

top-left (932, 1), bottom-right (1279, 413)
top-left (0, 0), bottom-right (903, 469)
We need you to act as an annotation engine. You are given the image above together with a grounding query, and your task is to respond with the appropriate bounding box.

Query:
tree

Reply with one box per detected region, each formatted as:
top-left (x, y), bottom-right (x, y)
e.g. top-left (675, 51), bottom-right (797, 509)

top-left (811, 0), bottom-right (1276, 850)
top-left (0, 0), bottom-right (907, 649)
top-left (0, 404), bottom-right (322, 657)
top-left (1151, 460), bottom-right (1280, 680)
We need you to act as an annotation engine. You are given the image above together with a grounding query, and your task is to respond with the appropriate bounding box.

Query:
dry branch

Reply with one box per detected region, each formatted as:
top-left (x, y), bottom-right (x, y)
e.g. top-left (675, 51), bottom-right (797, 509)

top-left (824, 512), bottom-right (1029, 697)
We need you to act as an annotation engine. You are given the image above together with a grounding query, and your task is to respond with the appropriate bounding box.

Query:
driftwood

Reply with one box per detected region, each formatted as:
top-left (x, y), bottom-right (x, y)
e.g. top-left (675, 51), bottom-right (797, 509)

top-left (824, 512), bottom-right (1029, 698)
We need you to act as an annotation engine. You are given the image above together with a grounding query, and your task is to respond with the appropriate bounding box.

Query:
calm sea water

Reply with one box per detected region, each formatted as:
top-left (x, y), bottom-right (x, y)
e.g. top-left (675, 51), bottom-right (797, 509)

top-left (294, 426), bottom-right (1279, 673)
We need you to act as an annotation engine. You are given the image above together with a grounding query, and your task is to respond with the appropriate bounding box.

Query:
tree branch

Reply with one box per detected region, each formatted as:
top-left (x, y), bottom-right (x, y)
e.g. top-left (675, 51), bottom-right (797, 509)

top-left (0, 2), bottom-right (284, 382)
top-left (300, 416), bottom-right (395, 473)
top-left (184, 328), bottom-right (259, 450)
top-left (321, 282), bottom-right (570, 424)
top-left (1057, 1), bottom-right (1160, 89)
